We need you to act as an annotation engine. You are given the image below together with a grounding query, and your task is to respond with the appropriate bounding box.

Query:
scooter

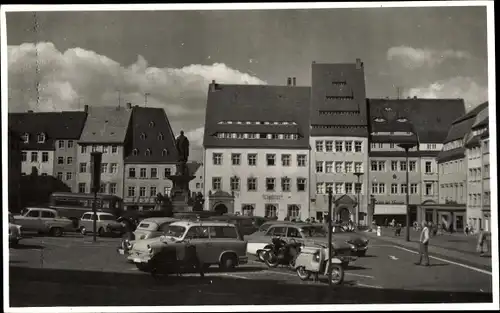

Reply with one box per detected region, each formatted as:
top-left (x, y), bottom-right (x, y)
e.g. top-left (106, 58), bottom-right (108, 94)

top-left (262, 237), bottom-right (302, 269)
top-left (293, 244), bottom-right (356, 285)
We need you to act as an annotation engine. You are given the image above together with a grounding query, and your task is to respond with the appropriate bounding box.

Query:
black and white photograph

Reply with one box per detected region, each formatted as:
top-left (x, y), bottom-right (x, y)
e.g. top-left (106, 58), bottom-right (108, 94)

top-left (1, 2), bottom-right (498, 312)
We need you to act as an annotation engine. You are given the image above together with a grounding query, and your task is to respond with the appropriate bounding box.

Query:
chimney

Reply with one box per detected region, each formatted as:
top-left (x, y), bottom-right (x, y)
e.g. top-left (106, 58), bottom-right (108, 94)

top-left (27, 110), bottom-right (34, 113)
top-left (287, 77), bottom-right (292, 86)
top-left (210, 80), bottom-right (216, 92)
top-left (84, 105), bottom-right (89, 113)
top-left (356, 58), bottom-right (363, 69)
top-left (292, 77), bottom-right (296, 86)
top-left (126, 102), bottom-right (132, 110)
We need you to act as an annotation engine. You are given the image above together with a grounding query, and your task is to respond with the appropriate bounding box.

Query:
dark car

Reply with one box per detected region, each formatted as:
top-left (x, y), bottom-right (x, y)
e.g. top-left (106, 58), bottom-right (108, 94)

top-left (207, 214), bottom-right (269, 236)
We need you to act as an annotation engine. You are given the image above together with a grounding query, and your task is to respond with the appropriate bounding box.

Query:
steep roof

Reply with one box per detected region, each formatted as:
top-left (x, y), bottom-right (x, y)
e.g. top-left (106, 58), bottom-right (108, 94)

top-left (203, 83), bottom-right (311, 149)
top-left (187, 161), bottom-right (202, 176)
top-left (8, 111), bottom-right (88, 150)
top-left (79, 106), bottom-right (132, 144)
top-left (124, 107), bottom-right (178, 163)
top-left (471, 103), bottom-right (489, 129)
top-left (367, 98), bottom-right (465, 144)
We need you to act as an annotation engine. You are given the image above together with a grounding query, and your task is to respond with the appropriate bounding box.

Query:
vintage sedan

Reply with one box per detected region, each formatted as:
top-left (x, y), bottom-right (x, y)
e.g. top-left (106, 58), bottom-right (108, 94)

top-left (246, 222), bottom-right (361, 262)
top-left (127, 220), bottom-right (248, 271)
top-left (118, 217), bottom-right (179, 256)
top-left (79, 212), bottom-right (125, 236)
top-left (207, 214), bottom-right (269, 236)
top-left (331, 224), bottom-right (370, 256)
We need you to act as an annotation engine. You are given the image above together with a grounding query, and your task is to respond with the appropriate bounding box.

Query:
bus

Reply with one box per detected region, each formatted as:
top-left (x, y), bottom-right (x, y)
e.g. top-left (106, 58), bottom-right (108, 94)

top-left (49, 192), bottom-right (124, 228)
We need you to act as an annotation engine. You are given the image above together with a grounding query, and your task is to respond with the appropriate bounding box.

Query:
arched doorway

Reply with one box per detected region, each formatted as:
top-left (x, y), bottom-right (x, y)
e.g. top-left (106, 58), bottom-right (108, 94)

top-left (338, 207), bottom-right (350, 223)
top-left (214, 203), bottom-right (228, 215)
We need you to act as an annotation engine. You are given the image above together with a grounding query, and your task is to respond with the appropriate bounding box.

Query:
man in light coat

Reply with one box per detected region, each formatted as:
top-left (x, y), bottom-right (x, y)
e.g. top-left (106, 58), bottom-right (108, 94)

top-left (415, 221), bottom-right (430, 266)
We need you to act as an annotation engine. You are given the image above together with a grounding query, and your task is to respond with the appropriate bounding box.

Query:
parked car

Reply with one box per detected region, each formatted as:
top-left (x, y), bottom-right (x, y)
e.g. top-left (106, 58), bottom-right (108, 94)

top-left (79, 212), bottom-right (125, 236)
top-left (207, 214), bottom-right (269, 236)
top-left (118, 217), bottom-right (179, 256)
top-left (254, 220), bottom-right (296, 234)
top-left (331, 224), bottom-right (369, 256)
top-left (245, 222), bottom-right (359, 262)
top-left (12, 207), bottom-right (74, 237)
top-left (127, 220), bottom-right (248, 271)
top-left (9, 213), bottom-right (22, 246)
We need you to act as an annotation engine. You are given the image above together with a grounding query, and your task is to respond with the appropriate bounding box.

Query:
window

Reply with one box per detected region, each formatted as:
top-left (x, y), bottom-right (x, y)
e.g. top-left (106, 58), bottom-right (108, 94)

top-left (335, 183), bottom-right (343, 194)
top-left (378, 143), bottom-right (383, 149)
top-left (325, 141), bottom-right (333, 152)
top-left (151, 168), bottom-right (158, 179)
top-left (371, 143), bottom-right (376, 149)
top-left (288, 205), bottom-right (300, 218)
top-left (248, 154), bottom-right (257, 166)
top-left (297, 154), bottom-right (306, 167)
top-left (102, 145), bottom-right (108, 154)
top-left (316, 183), bottom-right (325, 194)
top-left (81, 145), bottom-right (87, 154)
top-left (281, 154), bottom-right (291, 166)
top-left (266, 178), bottom-right (276, 191)
top-left (425, 161), bottom-right (432, 173)
top-left (345, 182), bottom-right (353, 194)
top-left (231, 153), bottom-right (241, 165)
top-left (230, 177), bottom-right (240, 191)
top-left (21, 133), bottom-right (29, 143)
top-left (400, 184), bottom-right (408, 194)
top-left (425, 183), bottom-right (433, 196)
top-left (335, 162), bottom-right (343, 173)
top-left (65, 157), bottom-right (72, 165)
top-left (111, 145), bottom-right (118, 153)
top-left (57, 172), bottom-right (63, 181)
top-left (389, 143), bottom-right (395, 149)
top-left (145, 149), bottom-right (151, 156)
top-left (316, 161), bottom-right (324, 173)
top-left (79, 163), bottom-right (87, 173)
top-left (150, 186), bottom-right (157, 197)
top-left (164, 168), bottom-right (171, 177)
top-left (31, 152), bottom-right (38, 162)
top-left (78, 183), bottom-right (86, 193)
top-left (132, 149), bottom-right (138, 156)
top-left (140, 168), bottom-right (147, 178)
top-left (58, 140), bottom-right (65, 149)
top-left (345, 141), bottom-right (353, 152)
top-left (354, 162), bottom-right (362, 173)
top-left (391, 183), bottom-right (398, 194)
top-left (140, 187), bottom-right (146, 197)
top-left (101, 163), bottom-right (108, 173)
top-left (212, 177), bottom-right (222, 190)
top-left (110, 163), bottom-right (118, 174)
top-left (67, 140), bottom-right (74, 148)
top-left (355, 183), bottom-right (362, 194)
top-left (378, 161), bottom-right (385, 172)
top-left (26, 210), bottom-right (40, 218)
top-left (410, 183), bottom-right (419, 194)
top-left (213, 153), bottom-right (223, 165)
top-left (109, 183), bottom-right (117, 195)
top-left (409, 161), bottom-right (417, 172)
top-left (265, 204), bottom-right (278, 218)
top-left (92, 145), bottom-right (97, 152)
top-left (21, 152), bottom-right (27, 162)
top-left (372, 183), bottom-right (384, 194)
top-left (279, 177), bottom-right (291, 192)
top-left (41, 210), bottom-right (55, 218)
top-left (315, 140), bottom-right (324, 152)
top-left (400, 161), bottom-right (407, 171)
top-left (335, 141), bottom-right (343, 152)
top-left (140, 133), bottom-right (147, 140)
top-left (247, 178), bottom-right (257, 191)
top-left (129, 168), bottom-right (136, 178)
top-left (371, 161), bottom-right (378, 171)
top-left (242, 204), bottom-right (255, 217)
top-left (161, 149), bottom-right (168, 156)
top-left (158, 133), bottom-right (164, 140)
top-left (266, 154), bottom-right (276, 166)
top-left (66, 172), bottom-right (72, 180)
top-left (354, 141), bottom-right (362, 152)
top-left (128, 186), bottom-right (136, 197)
top-left (325, 161), bottom-right (333, 173)
top-left (391, 161), bottom-right (398, 171)
top-left (297, 178), bottom-right (306, 192)
top-left (42, 152), bottom-right (49, 162)
top-left (149, 121), bottom-right (155, 128)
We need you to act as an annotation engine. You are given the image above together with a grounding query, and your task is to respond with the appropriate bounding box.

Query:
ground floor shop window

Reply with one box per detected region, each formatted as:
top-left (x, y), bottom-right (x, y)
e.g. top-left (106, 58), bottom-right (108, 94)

top-left (288, 204), bottom-right (300, 218)
top-left (265, 204), bottom-right (278, 218)
top-left (242, 204), bottom-right (255, 216)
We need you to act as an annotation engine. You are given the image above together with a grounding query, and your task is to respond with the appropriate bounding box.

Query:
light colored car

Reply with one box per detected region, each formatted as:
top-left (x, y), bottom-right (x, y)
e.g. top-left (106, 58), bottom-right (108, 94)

top-left (13, 207), bottom-right (74, 237)
top-left (118, 217), bottom-right (179, 256)
top-left (9, 213), bottom-right (22, 245)
top-left (128, 220), bottom-right (248, 271)
top-left (246, 223), bottom-right (360, 261)
top-left (79, 212), bottom-right (125, 236)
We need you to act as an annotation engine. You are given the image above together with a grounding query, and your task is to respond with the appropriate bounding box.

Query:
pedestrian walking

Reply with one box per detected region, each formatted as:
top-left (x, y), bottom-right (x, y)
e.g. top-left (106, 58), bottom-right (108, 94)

top-left (415, 221), bottom-right (430, 266)
top-left (464, 224), bottom-right (469, 236)
top-left (394, 223), bottom-right (402, 236)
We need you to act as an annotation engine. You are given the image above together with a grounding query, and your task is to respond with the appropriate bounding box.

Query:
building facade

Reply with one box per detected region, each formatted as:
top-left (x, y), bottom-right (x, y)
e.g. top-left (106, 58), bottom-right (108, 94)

top-left (188, 162), bottom-right (204, 197)
top-left (123, 106), bottom-right (178, 211)
top-left (203, 82), bottom-right (311, 219)
top-left (8, 129), bottom-right (22, 212)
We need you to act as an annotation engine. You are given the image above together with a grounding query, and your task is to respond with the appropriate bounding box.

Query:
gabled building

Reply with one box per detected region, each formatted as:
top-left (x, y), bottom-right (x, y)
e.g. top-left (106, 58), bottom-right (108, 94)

top-left (435, 101), bottom-right (488, 231)
top-left (123, 106), bottom-right (178, 211)
top-left (188, 162), bottom-right (204, 197)
top-left (203, 80), bottom-right (311, 219)
top-left (367, 98), bottom-right (464, 226)
top-left (76, 104), bottom-right (133, 197)
top-left (464, 102), bottom-right (490, 231)
top-left (309, 59), bottom-right (370, 224)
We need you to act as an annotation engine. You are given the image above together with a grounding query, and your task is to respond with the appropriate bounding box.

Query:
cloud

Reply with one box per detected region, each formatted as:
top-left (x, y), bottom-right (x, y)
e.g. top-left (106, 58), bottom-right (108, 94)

top-left (387, 46), bottom-right (472, 69)
top-left (404, 76), bottom-right (488, 110)
top-left (8, 42), bottom-right (267, 159)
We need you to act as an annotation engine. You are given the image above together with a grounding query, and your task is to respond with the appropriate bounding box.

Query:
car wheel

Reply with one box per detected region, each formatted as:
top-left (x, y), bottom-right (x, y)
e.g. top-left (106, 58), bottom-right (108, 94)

top-left (98, 227), bottom-right (106, 237)
top-left (80, 227), bottom-right (87, 236)
top-left (50, 227), bottom-right (63, 237)
top-left (220, 254), bottom-right (237, 271)
top-left (257, 250), bottom-right (267, 262)
top-left (296, 266), bottom-right (311, 281)
top-left (329, 265), bottom-right (344, 285)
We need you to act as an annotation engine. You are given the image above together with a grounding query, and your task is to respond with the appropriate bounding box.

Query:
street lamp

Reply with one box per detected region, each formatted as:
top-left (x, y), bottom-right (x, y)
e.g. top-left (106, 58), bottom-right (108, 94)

top-left (398, 143), bottom-right (417, 242)
top-left (353, 172), bottom-right (364, 228)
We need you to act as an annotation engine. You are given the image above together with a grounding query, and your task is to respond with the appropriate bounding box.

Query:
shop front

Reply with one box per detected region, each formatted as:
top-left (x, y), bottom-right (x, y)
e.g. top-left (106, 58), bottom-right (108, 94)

top-left (418, 204), bottom-right (466, 232)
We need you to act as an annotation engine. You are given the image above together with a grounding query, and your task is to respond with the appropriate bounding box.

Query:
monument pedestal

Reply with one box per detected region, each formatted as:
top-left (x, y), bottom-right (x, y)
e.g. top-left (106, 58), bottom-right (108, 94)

top-left (167, 172), bottom-right (195, 213)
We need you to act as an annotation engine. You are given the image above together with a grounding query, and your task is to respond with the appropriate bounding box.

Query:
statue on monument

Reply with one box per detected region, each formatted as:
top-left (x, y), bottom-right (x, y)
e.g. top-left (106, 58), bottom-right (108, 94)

top-left (175, 130), bottom-right (190, 175)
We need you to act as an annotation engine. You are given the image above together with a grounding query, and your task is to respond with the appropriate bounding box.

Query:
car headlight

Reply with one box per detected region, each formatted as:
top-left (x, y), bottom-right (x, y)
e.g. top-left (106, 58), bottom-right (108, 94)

top-left (147, 245), bottom-right (153, 254)
top-left (313, 252), bottom-right (320, 262)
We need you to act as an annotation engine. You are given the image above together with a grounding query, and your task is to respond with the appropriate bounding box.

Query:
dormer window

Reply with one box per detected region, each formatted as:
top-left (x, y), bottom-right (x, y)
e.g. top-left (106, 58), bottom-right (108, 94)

top-left (374, 117), bottom-right (386, 123)
top-left (158, 133), bottom-right (164, 140)
top-left (162, 149), bottom-right (168, 156)
top-left (149, 121), bottom-right (155, 128)
top-left (397, 117), bottom-right (408, 123)
top-left (140, 133), bottom-right (147, 140)
top-left (227, 121), bottom-right (233, 124)
top-left (132, 149), bottom-right (139, 156)
top-left (246, 121), bottom-right (251, 125)
top-left (384, 107), bottom-right (393, 112)
top-left (145, 149), bottom-right (151, 156)
top-left (21, 133), bottom-right (29, 143)
top-left (37, 133), bottom-right (46, 143)
top-left (236, 121), bottom-right (242, 124)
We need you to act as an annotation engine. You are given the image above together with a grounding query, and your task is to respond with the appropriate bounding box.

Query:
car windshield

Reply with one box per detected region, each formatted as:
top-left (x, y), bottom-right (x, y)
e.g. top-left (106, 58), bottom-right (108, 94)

top-left (164, 225), bottom-right (186, 238)
top-left (300, 226), bottom-right (327, 237)
top-left (99, 215), bottom-right (116, 221)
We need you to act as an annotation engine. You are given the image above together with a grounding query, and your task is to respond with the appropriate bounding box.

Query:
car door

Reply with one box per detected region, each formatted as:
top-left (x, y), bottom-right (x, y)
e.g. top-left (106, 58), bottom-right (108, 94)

top-left (184, 226), bottom-right (212, 263)
top-left (286, 226), bottom-right (302, 244)
top-left (23, 209), bottom-right (41, 231)
top-left (208, 226), bottom-right (240, 262)
top-left (81, 213), bottom-right (91, 230)
top-left (40, 210), bottom-right (56, 231)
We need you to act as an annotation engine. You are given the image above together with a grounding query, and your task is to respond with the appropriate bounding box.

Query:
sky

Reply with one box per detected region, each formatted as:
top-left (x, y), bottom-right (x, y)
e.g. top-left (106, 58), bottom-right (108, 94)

top-left (5, 5), bottom-right (490, 161)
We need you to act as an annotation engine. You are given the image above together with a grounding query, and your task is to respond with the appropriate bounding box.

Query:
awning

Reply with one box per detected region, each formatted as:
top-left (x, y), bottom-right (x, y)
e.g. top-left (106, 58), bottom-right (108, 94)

top-left (374, 204), bottom-right (407, 215)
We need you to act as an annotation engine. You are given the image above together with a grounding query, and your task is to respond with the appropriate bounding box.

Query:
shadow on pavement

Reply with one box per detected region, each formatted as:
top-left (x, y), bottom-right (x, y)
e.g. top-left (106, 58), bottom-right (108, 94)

top-left (345, 265), bottom-right (368, 271)
top-left (9, 266), bottom-right (493, 307)
top-left (360, 254), bottom-right (377, 258)
top-left (11, 243), bottom-right (45, 250)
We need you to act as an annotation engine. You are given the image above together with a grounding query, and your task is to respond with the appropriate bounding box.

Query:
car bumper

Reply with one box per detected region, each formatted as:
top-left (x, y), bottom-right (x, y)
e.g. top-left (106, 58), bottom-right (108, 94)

top-left (127, 252), bottom-right (152, 264)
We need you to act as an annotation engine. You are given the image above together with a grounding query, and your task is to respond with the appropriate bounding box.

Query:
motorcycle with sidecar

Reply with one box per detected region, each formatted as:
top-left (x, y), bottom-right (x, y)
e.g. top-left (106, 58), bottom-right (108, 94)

top-left (262, 237), bottom-right (303, 268)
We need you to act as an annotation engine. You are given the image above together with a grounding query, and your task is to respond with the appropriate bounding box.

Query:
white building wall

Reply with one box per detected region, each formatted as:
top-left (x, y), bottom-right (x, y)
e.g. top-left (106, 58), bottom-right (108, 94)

top-left (21, 150), bottom-right (55, 176)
